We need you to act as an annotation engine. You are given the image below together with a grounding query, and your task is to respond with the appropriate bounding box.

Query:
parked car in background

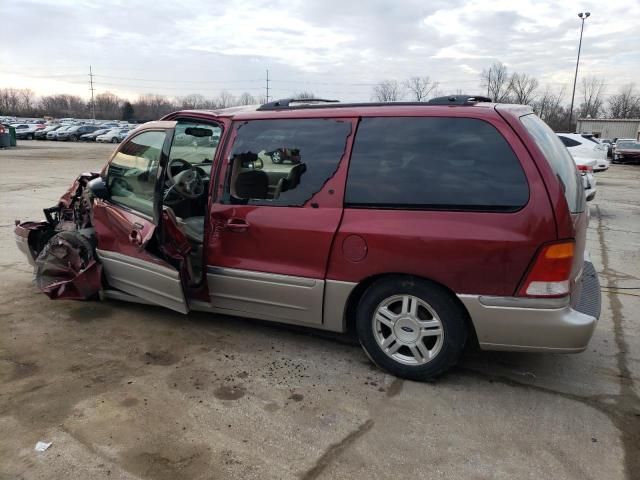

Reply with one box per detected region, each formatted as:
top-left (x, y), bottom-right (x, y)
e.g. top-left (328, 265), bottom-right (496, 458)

top-left (35, 125), bottom-right (62, 140)
top-left (613, 139), bottom-right (640, 164)
top-left (600, 138), bottom-right (614, 158)
top-left (80, 128), bottom-right (112, 142)
top-left (57, 125), bottom-right (102, 142)
top-left (47, 125), bottom-right (71, 140)
top-left (13, 123), bottom-right (46, 140)
top-left (96, 127), bottom-right (130, 143)
top-left (14, 97), bottom-right (601, 381)
top-left (574, 157), bottom-right (598, 201)
top-left (557, 133), bottom-right (609, 171)
top-left (99, 122), bottom-right (120, 129)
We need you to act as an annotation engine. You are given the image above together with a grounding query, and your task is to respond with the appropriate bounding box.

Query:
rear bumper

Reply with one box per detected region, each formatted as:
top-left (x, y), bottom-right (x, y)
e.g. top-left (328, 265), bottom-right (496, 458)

top-left (459, 261), bottom-right (600, 353)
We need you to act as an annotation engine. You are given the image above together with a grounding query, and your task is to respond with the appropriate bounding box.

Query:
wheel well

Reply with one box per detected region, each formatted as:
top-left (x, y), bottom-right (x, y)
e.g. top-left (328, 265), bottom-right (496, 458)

top-left (343, 273), bottom-right (479, 347)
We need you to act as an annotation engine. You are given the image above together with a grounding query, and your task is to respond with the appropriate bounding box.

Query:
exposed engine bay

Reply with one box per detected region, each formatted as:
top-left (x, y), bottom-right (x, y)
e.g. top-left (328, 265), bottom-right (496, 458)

top-left (15, 172), bottom-right (102, 300)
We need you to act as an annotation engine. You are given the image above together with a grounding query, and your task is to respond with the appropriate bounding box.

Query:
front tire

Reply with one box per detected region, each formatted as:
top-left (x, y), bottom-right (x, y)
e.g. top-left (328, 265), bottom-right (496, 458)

top-left (356, 276), bottom-right (468, 381)
top-left (111, 137), bottom-right (118, 143)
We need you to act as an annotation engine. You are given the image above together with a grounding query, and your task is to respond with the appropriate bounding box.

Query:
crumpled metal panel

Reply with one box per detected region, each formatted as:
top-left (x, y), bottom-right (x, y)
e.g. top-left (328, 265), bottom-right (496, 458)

top-left (35, 231), bottom-right (102, 300)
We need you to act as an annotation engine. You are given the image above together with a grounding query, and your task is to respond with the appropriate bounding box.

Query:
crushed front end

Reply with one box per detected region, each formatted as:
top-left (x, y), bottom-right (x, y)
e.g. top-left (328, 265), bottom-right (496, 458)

top-left (15, 172), bottom-right (103, 300)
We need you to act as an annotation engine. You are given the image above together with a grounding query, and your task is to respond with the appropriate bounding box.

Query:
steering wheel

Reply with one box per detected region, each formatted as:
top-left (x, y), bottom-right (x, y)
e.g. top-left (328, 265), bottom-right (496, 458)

top-left (165, 158), bottom-right (205, 202)
top-left (167, 158), bottom-right (191, 181)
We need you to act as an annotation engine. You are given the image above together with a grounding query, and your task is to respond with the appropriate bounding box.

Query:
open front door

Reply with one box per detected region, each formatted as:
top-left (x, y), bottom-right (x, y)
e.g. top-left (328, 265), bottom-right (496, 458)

top-left (93, 125), bottom-right (189, 314)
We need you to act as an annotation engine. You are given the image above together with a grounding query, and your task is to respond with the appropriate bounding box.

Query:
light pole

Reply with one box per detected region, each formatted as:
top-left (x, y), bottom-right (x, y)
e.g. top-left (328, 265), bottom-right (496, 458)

top-left (568, 12), bottom-right (590, 131)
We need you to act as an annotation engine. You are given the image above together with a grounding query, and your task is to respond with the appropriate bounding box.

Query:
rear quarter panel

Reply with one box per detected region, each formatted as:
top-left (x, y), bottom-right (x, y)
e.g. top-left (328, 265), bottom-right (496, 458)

top-left (327, 110), bottom-right (557, 296)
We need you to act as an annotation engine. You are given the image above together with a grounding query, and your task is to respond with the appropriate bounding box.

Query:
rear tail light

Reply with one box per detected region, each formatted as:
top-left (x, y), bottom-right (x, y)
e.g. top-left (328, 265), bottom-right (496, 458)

top-left (518, 241), bottom-right (575, 297)
top-left (576, 164), bottom-right (593, 173)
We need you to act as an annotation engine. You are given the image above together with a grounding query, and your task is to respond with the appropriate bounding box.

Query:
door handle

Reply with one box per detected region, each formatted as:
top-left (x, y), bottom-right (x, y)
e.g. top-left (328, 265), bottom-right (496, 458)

top-left (225, 218), bottom-right (250, 233)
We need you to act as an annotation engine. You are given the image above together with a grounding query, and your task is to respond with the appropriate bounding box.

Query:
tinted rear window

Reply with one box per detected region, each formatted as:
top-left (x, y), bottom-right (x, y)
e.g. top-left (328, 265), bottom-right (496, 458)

top-left (345, 117), bottom-right (529, 211)
top-left (521, 114), bottom-right (584, 213)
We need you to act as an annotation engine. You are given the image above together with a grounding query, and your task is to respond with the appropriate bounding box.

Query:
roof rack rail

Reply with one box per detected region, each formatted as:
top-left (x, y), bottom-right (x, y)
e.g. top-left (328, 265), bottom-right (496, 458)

top-left (255, 95), bottom-right (492, 111)
top-left (427, 95), bottom-right (492, 105)
top-left (257, 98), bottom-right (340, 111)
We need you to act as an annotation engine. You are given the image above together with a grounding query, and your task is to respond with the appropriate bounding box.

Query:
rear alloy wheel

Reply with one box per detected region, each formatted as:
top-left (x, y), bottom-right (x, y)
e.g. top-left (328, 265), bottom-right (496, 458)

top-left (70, 134), bottom-right (78, 142)
top-left (356, 277), bottom-right (468, 381)
top-left (111, 137), bottom-right (118, 143)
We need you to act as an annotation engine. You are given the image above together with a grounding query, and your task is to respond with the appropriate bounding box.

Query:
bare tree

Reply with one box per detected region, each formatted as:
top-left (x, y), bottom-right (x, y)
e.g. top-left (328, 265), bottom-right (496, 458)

top-left (94, 92), bottom-right (122, 119)
top-left (0, 88), bottom-right (21, 115)
top-left (134, 94), bottom-right (176, 120)
top-left (534, 86), bottom-right (567, 131)
top-left (237, 92), bottom-right (256, 105)
top-left (19, 89), bottom-right (35, 114)
top-left (180, 94), bottom-right (207, 109)
top-left (403, 76), bottom-right (438, 101)
top-left (480, 62), bottom-right (511, 103)
top-left (39, 94), bottom-right (88, 118)
top-left (216, 90), bottom-right (236, 108)
top-left (0, 88), bottom-right (37, 116)
top-left (607, 84), bottom-right (640, 118)
top-left (292, 91), bottom-right (316, 100)
top-left (509, 73), bottom-right (539, 105)
top-left (579, 76), bottom-right (606, 118)
top-left (372, 80), bottom-right (402, 102)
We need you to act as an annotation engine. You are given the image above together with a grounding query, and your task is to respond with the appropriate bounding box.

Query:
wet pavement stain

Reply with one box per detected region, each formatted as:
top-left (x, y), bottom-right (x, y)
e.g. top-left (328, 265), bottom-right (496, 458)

top-left (120, 397), bottom-right (139, 407)
top-left (9, 360), bottom-right (39, 381)
top-left (264, 402), bottom-right (280, 412)
top-left (68, 304), bottom-right (112, 322)
top-left (288, 393), bottom-right (304, 402)
top-left (214, 384), bottom-right (247, 401)
top-left (120, 444), bottom-right (213, 480)
top-left (386, 378), bottom-right (404, 397)
top-left (142, 351), bottom-right (179, 366)
top-left (300, 419), bottom-right (375, 480)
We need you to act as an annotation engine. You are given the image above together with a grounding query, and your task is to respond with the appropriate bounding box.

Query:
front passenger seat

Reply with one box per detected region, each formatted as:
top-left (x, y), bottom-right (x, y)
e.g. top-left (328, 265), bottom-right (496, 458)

top-left (273, 163), bottom-right (307, 199)
top-left (235, 170), bottom-right (269, 199)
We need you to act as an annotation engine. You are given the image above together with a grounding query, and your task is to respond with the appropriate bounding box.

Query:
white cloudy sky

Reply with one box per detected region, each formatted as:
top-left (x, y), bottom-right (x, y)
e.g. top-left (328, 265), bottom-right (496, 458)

top-left (1, 0), bottom-right (638, 102)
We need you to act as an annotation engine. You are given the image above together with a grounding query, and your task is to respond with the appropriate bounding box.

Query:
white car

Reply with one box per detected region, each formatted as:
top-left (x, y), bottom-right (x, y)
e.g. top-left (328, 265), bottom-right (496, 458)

top-left (572, 155), bottom-right (597, 201)
top-left (557, 133), bottom-right (609, 172)
top-left (96, 128), bottom-right (128, 143)
top-left (12, 123), bottom-right (45, 140)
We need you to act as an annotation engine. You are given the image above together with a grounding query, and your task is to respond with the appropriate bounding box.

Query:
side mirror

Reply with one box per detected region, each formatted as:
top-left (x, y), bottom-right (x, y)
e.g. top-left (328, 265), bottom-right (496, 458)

top-left (88, 177), bottom-right (109, 200)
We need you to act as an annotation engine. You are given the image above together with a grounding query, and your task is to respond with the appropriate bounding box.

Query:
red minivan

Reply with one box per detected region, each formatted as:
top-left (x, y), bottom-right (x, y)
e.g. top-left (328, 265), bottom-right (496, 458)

top-left (15, 96), bottom-right (600, 380)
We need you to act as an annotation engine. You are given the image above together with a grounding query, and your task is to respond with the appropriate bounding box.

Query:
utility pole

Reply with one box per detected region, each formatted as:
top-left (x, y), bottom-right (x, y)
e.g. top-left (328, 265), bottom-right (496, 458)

top-left (89, 65), bottom-right (96, 121)
top-left (266, 69), bottom-right (270, 102)
top-left (568, 12), bottom-right (590, 131)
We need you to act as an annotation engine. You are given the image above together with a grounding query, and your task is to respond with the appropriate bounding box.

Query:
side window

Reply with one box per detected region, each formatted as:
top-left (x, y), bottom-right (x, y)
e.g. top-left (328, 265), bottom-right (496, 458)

top-left (225, 119), bottom-right (351, 206)
top-left (346, 117), bottom-right (529, 211)
top-left (558, 136), bottom-right (581, 147)
top-left (106, 130), bottom-right (166, 217)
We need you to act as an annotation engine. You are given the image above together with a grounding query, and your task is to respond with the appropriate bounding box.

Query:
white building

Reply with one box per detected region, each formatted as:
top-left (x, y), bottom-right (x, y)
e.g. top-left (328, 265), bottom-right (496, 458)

top-left (576, 118), bottom-right (640, 140)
